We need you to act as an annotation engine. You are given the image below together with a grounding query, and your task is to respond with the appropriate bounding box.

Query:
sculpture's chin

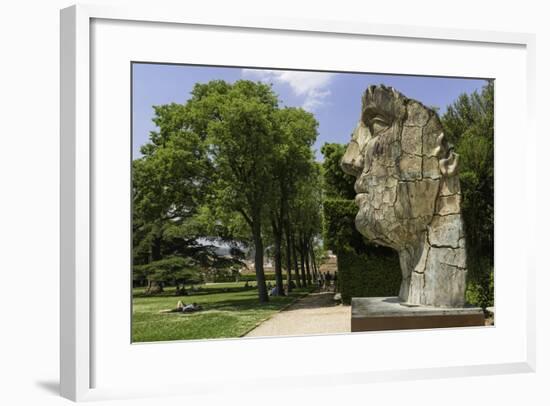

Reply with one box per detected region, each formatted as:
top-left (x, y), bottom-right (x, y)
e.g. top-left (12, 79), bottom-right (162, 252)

top-left (355, 203), bottom-right (403, 250)
top-left (354, 207), bottom-right (377, 241)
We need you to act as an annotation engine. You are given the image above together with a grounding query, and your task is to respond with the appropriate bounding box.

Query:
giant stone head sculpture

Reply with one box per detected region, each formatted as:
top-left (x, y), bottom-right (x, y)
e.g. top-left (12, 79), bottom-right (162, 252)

top-left (341, 85), bottom-right (467, 307)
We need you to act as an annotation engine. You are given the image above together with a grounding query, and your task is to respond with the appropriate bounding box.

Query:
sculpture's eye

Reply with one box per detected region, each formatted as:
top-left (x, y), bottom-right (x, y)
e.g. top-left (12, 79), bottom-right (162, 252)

top-left (370, 116), bottom-right (390, 134)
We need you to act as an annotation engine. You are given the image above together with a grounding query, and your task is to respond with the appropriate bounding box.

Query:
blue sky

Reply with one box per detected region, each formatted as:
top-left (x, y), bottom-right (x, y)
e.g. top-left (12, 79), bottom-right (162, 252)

top-left (132, 63), bottom-right (488, 160)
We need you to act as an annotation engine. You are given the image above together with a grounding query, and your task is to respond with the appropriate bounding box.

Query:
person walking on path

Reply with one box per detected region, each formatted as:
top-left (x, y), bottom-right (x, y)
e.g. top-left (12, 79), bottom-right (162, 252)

top-left (317, 273), bottom-right (323, 290)
top-left (324, 272), bottom-right (332, 291)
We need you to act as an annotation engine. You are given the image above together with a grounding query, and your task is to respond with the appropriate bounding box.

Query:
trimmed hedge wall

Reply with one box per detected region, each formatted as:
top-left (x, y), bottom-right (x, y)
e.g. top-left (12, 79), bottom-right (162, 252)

top-left (324, 198), bottom-right (401, 304)
top-left (237, 273), bottom-right (278, 282)
top-left (211, 272), bottom-right (279, 283)
top-left (337, 251), bottom-right (401, 304)
top-left (323, 199), bottom-right (366, 254)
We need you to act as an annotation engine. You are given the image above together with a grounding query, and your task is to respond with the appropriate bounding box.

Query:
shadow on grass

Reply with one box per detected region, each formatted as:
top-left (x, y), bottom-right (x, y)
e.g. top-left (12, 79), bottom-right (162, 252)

top-left (203, 298), bottom-right (287, 312)
top-left (196, 289), bottom-right (308, 311)
top-left (133, 285), bottom-right (262, 298)
top-left (134, 284), bottom-right (314, 298)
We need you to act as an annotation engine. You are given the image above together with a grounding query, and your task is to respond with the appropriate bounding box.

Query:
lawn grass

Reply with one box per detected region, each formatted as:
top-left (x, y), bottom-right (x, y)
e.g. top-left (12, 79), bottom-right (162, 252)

top-left (132, 282), bottom-right (314, 342)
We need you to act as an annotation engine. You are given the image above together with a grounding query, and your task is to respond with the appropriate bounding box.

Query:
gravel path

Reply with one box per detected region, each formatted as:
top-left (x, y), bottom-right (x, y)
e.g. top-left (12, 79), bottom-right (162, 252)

top-left (245, 291), bottom-right (351, 337)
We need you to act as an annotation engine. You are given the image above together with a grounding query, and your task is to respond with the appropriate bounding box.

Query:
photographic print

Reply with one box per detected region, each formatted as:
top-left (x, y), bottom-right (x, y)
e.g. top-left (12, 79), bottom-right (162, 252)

top-left (131, 63), bottom-right (494, 343)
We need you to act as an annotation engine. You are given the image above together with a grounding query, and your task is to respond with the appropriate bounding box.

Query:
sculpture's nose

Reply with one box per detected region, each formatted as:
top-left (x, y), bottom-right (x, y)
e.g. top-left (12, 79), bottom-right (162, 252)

top-left (341, 142), bottom-right (362, 176)
top-left (341, 123), bottom-right (367, 177)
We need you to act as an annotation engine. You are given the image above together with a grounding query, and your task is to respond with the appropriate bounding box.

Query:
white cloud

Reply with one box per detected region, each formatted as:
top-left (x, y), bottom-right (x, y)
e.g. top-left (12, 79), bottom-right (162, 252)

top-left (242, 69), bottom-right (335, 111)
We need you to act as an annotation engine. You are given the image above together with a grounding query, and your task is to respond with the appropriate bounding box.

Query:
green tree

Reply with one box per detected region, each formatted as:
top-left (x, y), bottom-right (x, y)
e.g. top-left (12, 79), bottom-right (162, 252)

top-left (184, 80), bottom-right (280, 302)
top-left (269, 107), bottom-right (318, 294)
top-left (134, 256), bottom-right (202, 296)
top-left (132, 121), bottom-right (212, 293)
top-left (290, 163), bottom-right (323, 286)
top-left (132, 102), bottom-right (243, 294)
top-left (133, 80), bottom-right (325, 303)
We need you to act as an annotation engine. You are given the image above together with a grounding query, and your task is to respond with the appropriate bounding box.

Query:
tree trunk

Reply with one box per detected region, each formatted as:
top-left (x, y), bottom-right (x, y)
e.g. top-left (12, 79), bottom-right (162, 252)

top-left (300, 252), bottom-right (307, 287)
top-left (298, 236), bottom-right (307, 287)
top-left (252, 218), bottom-right (269, 303)
top-left (145, 280), bottom-right (163, 295)
top-left (290, 230), bottom-right (302, 288)
top-left (145, 236), bottom-right (164, 294)
top-left (304, 238), bottom-right (312, 285)
top-left (271, 218), bottom-right (285, 296)
top-left (175, 283), bottom-right (187, 296)
top-left (284, 220), bottom-right (293, 293)
top-left (150, 235), bottom-right (162, 261)
top-left (310, 244), bottom-right (319, 281)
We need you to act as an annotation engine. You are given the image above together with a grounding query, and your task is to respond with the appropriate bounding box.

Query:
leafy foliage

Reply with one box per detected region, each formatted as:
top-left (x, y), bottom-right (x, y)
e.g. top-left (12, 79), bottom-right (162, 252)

top-left (134, 257), bottom-right (201, 285)
top-left (193, 80), bottom-right (280, 221)
top-left (267, 107), bottom-right (319, 293)
top-left (320, 143), bottom-right (356, 199)
top-left (182, 80), bottom-right (284, 301)
top-left (132, 88), bottom-right (248, 290)
top-left (323, 199), bottom-right (366, 254)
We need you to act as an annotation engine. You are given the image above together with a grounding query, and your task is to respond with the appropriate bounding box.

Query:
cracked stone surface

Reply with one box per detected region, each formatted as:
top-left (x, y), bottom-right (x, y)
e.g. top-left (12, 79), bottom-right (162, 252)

top-left (341, 85), bottom-right (467, 307)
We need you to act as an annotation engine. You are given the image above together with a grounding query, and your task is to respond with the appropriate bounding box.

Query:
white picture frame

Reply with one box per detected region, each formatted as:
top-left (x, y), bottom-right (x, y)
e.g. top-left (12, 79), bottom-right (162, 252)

top-left (60, 3), bottom-right (536, 402)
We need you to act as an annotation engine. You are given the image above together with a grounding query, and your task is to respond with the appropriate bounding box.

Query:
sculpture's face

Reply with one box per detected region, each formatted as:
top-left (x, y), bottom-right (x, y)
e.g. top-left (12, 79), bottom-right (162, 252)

top-left (341, 86), bottom-right (444, 249)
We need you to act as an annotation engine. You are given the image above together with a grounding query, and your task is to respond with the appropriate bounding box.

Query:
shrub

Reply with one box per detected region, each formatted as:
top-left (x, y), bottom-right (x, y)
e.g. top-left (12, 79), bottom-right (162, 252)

top-left (238, 273), bottom-right (278, 282)
top-left (323, 198), bottom-right (367, 254)
top-left (133, 256), bottom-right (201, 284)
top-left (465, 260), bottom-right (494, 308)
top-left (337, 250), bottom-right (401, 304)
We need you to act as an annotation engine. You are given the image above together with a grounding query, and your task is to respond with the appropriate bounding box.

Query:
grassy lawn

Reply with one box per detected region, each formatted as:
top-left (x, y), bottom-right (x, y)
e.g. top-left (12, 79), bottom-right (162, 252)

top-left (132, 282), bottom-right (314, 343)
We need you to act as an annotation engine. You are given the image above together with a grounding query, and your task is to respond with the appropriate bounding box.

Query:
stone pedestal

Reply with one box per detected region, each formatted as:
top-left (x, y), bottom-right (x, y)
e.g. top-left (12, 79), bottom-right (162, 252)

top-left (351, 297), bottom-right (485, 332)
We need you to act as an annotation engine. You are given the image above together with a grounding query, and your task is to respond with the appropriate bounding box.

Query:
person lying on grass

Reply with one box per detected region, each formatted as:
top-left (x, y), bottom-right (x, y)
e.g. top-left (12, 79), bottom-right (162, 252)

top-left (159, 301), bottom-right (203, 314)
top-left (181, 302), bottom-right (202, 313)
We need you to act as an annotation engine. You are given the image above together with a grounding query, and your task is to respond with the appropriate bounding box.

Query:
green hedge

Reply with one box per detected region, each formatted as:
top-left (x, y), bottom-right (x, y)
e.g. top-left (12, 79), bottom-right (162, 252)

top-left (236, 273), bottom-right (278, 282)
top-left (210, 272), bottom-right (279, 283)
top-left (337, 250), bottom-right (401, 304)
top-left (465, 259), bottom-right (494, 308)
top-left (324, 198), bottom-right (401, 304)
top-left (323, 199), bottom-right (366, 254)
